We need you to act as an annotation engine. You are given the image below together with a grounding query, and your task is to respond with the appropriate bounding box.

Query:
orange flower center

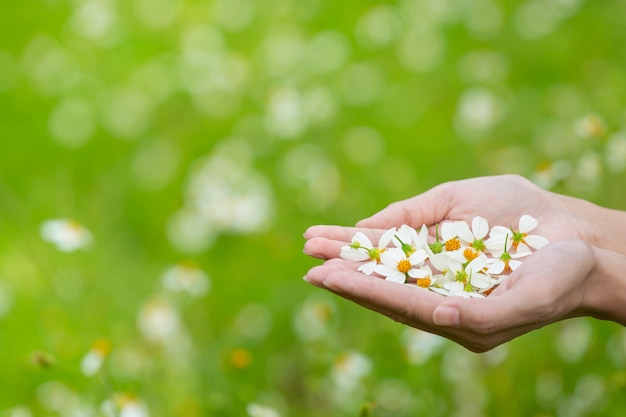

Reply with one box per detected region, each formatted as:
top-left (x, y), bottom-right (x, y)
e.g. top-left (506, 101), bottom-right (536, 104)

top-left (397, 259), bottom-right (411, 273)
top-left (463, 247), bottom-right (479, 261)
top-left (445, 238), bottom-right (461, 251)
top-left (416, 277), bottom-right (431, 288)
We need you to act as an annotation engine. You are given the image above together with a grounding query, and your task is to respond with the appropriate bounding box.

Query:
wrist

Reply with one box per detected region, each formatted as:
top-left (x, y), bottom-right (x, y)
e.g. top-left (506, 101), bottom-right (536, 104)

top-left (583, 244), bottom-right (626, 325)
top-left (560, 194), bottom-right (626, 255)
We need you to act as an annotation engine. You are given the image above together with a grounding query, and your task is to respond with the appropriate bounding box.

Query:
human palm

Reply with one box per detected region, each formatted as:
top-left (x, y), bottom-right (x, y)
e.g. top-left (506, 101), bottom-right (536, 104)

top-left (303, 175), bottom-right (603, 352)
top-left (304, 175), bottom-right (584, 261)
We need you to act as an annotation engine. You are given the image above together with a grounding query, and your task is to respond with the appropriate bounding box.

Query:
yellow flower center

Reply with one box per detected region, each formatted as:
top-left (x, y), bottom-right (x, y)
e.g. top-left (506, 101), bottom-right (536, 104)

top-left (397, 259), bottom-right (411, 273)
top-left (445, 238), bottom-right (461, 251)
top-left (416, 277), bottom-right (431, 288)
top-left (463, 247), bottom-right (479, 261)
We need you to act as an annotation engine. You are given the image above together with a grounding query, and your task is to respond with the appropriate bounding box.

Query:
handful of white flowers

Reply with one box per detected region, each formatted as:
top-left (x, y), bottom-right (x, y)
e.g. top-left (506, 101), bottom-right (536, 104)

top-left (339, 215), bottom-right (549, 298)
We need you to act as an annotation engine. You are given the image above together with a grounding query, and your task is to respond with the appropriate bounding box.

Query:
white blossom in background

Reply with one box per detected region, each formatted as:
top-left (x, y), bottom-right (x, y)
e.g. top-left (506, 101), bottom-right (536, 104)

top-left (80, 339), bottom-right (111, 377)
top-left (454, 87), bottom-right (505, 140)
top-left (101, 394), bottom-right (149, 417)
top-left (332, 350), bottom-right (373, 392)
top-left (137, 299), bottom-right (184, 345)
top-left (246, 403), bottom-right (281, 417)
top-left (161, 262), bottom-right (211, 297)
top-left (402, 328), bottom-right (446, 365)
top-left (40, 219), bottom-right (92, 252)
top-left (168, 139), bottom-right (274, 253)
top-left (292, 296), bottom-right (335, 342)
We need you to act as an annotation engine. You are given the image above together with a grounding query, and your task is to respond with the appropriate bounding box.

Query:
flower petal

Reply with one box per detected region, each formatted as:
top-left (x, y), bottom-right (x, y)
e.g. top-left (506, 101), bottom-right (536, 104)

top-left (453, 221), bottom-right (474, 243)
top-left (378, 227), bottom-right (397, 248)
top-left (385, 273), bottom-right (406, 284)
top-left (340, 247), bottom-right (370, 261)
top-left (487, 260), bottom-right (505, 275)
top-left (471, 216), bottom-right (489, 239)
top-left (524, 234), bottom-right (549, 250)
top-left (352, 232), bottom-right (373, 249)
top-left (518, 214), bottom-right (538, 233)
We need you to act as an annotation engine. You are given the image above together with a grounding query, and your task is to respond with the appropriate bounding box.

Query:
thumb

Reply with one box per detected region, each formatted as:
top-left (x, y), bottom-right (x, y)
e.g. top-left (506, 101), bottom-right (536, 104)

top-left (432, 294), bottom-right (535, 333)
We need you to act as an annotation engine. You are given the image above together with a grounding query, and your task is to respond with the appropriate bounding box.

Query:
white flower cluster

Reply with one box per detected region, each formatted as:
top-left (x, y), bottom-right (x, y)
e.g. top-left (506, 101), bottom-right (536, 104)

top-left (340, 215), bottom-right (549, 298)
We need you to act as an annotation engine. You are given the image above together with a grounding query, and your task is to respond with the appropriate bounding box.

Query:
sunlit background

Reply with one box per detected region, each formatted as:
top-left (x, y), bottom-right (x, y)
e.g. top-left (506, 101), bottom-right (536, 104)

top-left (1, 0), bottom-right (626, 415)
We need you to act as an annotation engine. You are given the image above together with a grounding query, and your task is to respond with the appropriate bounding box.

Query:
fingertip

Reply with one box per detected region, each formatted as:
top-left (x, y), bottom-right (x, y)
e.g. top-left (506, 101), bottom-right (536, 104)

top-left (433, 304), bottom-right (461, 327)
top-left (303, 266), bottom-right (329, 288)
top-left (303, 225), bottom-right (320, 239)
top-left (354, 217), bottom-right (372, 227)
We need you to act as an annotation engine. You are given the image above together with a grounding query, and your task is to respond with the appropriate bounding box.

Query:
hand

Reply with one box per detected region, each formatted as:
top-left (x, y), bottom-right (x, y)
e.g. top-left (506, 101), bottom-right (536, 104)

top-left (304, 175), bottom-right (588, 262)
top-left (304, 239), bottom-right (598, 352)
top-left (356, 174), bottom-right (587, 244)
top-left (303, 174), bottom-right (626, 351)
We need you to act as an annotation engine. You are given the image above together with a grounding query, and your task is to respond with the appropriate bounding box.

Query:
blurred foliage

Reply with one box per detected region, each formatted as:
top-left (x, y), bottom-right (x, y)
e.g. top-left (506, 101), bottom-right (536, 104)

top-left (1, 0), bottom-right (626, 416)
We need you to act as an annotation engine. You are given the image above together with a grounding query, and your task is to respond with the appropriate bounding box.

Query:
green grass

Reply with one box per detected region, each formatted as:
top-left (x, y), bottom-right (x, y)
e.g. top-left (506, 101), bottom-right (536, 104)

top-left (1, 0), bottom-right (626, 415)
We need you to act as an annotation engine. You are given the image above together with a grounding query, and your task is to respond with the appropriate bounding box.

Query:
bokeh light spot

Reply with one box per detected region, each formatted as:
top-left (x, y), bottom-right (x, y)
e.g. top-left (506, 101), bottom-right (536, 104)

top-left (48, 97), bottom-right (95, 148)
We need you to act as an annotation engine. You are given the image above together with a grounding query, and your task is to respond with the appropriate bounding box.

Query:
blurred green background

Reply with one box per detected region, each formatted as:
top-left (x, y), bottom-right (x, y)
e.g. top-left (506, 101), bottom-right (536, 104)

top-left (2, 0), bottom-right (626, 415)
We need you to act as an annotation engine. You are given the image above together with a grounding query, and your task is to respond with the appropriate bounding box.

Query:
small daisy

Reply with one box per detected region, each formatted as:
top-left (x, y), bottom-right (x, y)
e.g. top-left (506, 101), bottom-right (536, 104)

top-left (162, 262), bottom-right (211, 297)
top-left (431, 281), bottom-right (485, 298)
top-left (340, 229), bottom-right (395, 275)
top-left (486, 247), bottom-right (530, 274)
top-left (487, 214), bottom-right (548, 254)
top-left (101, 393), bottom-right (149, 417)
top-left (454, 216), bottom-right (489, 252)
top-left (391, 224), bottom-right (429, 254)
top-left (246, 403), bottom-right (281, 417)
top-left (428, 251), bottom-right (463, 280)
top-left (374, 247), bottom-right (429, 284)
top-left (412, 265), bottom-right (435, 289)
top-left (440, 221), bottom-right (464, 252)
top-left (80, 339), bottom-right (111, 377)
top-left (40, 219), bottom-right (92, 252)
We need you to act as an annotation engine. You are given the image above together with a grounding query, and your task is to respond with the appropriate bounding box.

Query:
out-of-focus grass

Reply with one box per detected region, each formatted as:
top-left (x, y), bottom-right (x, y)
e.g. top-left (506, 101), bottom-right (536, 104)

top-left (1, 0), bottom-right (626, 416)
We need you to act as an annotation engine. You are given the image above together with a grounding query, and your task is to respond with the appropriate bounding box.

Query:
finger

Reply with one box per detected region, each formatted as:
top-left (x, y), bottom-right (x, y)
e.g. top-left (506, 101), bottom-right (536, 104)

top-left (432, 288), bottom-right (550, 343)
top-left (304, 225), bottom-right (389, 242)
top-left (356, 182), bottom-right (455, 229)
top-left (304, 259), bottom-right (369, 287)
top-left (303, 237), bottom-right (344, 259)
top-left (321, 270), bottom-right (443, 326)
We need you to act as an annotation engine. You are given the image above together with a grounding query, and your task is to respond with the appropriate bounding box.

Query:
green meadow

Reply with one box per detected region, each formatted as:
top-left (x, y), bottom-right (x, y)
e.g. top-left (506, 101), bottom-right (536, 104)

top-left (1, 0), bottom-right (626, 415)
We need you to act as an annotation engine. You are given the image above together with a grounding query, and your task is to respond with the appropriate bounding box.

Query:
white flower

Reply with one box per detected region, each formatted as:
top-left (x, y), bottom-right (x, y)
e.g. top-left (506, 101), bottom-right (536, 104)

top-left (486, 250), bottom-right (531, 274)
top-left (332, 350), bottom-right (372, 391)
top-left (340, 229), bottom-right (395, 275)
top-left (40, 219), bottom-right (92, 252)
top-left (454, 216), bottom-right (489, 252)
top-left (101, 394), bottom-right (149, 417)
top-left (162, 263), bottom-right (211, 297)
top-left (340, 232), bottom-right (374, 262)
top-left (428, 252), bottom-right (463, 281)
top-left (375, 247), bottom-right (428, 284)
top-left (487, 214), bottom-right (548, 254)
top-left (80, 339), bottom-right (111, 377)
top-left (431, 281), bottom-right (485, 298)
top-left (246, 403), bottom-right (281, 417)
top-left (391, 224), bottom-right (418, 247)
top-left (439, 221), bottom-right (472, 253)
top-left (137, 299), bottom-right (181, 344)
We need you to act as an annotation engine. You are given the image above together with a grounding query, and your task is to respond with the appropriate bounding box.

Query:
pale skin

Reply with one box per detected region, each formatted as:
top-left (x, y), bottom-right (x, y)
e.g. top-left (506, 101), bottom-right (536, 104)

top-left (303, 175), bottom-right (626, 352)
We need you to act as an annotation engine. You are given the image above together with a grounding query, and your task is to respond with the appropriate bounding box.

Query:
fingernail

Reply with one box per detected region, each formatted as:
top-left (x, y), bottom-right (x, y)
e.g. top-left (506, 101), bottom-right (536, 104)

top-left (433, 306), bottom-right (460, 327)
top-left (303, 275), bottom-right (311, 283)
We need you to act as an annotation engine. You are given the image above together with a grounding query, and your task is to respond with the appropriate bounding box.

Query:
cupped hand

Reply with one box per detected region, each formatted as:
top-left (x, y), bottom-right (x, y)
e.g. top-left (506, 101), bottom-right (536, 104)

top-left (355, 174), bottom-right (586, 243)
top-left (304, 175), bottom-right (589, 262)
top-left (304, 239), bottom-right (598, 352)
